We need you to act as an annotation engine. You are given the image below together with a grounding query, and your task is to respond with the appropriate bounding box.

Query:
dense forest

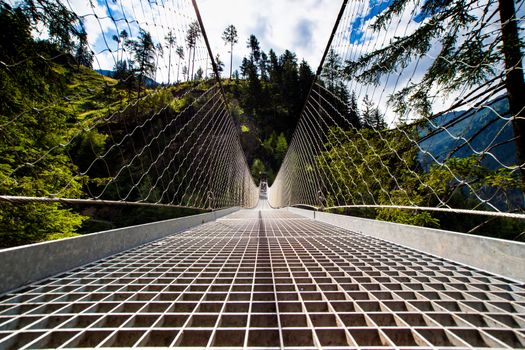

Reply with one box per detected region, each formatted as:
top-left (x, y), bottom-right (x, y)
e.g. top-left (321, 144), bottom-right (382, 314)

top-left (222, 36), bottom-right (388, 185)
top-left (224, 36), bottom-right (314, 183)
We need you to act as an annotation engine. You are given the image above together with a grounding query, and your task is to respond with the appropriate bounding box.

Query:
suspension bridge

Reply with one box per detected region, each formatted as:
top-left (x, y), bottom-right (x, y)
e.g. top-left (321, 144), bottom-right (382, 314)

top-left (0, 0), bottom-right (524, 348)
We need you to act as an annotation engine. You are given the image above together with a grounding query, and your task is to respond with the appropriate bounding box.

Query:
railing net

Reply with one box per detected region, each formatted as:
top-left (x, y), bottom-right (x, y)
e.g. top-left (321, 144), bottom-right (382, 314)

top-left (0, 0), bottom-right (258, 210)
top-left (269, 0), bottom-right (525, 228)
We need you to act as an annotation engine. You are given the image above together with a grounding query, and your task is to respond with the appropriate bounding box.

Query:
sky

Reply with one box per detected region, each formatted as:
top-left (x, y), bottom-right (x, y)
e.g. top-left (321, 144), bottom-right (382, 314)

top-left (198, 0), bottom-right (342, 75)
top-left (55, 0), bottom-right (343, 82)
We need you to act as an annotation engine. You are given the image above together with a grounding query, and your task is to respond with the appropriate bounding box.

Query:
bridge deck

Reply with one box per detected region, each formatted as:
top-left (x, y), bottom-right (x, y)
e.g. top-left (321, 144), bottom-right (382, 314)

top-left (0, 209), bottom-right (524, 349)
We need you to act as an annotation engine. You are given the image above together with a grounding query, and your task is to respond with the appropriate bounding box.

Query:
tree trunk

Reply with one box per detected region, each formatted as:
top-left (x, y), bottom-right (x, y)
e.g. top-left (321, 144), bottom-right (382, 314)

top-left (498, 0), bottom-right (525, 192)
top-left (138, 55), bottom-right (145, 99)
top-left (155, 56), bottom-right (159, 83)
top-left (168, 48), bottom-right (172, 84)
top-left (230, 42), bottom-right (233, 79)
top-left (177, 59), bottom-right (180, 83)
top-left (188, 48), bottom-right (192, 81)
top-left (191, 47), bottom-right (196, 80)
top-left (138, 73), bottom-right (143, 100)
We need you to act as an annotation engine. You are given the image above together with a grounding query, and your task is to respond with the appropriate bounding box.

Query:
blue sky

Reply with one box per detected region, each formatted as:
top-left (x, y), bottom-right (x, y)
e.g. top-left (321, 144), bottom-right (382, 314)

top-left (350, 0), bottom-right (393, 44)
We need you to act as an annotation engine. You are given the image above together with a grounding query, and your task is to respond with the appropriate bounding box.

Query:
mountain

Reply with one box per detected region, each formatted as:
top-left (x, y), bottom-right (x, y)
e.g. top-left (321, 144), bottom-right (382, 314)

top-left (417, 97), bottom-right (523, 211)
top-left (418, 98), bottom-right (515, 171)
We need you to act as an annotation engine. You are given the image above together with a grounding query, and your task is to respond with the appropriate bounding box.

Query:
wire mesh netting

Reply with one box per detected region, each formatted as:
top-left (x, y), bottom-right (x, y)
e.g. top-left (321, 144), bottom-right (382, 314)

top-left (269, 0), bottom-right (525, 233)
top-left (0, 0), bottom-right (258, 211)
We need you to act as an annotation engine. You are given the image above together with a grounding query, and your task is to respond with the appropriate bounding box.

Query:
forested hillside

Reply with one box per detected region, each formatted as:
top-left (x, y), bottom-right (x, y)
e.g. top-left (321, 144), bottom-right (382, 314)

top-left (0, 2), bottom-right (98, 246)
top-left (221, 35), bottom-right (314, 184)
top-left (221, 38), bottom-right (388, 185)
top-left (0, 2), bottom-right (206, 247)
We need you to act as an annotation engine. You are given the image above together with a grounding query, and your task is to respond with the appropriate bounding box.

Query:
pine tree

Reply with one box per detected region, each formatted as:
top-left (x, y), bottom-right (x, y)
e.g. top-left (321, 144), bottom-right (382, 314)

top-left (194, 67), bottom-right (204, 81)
top-left (259, 51), bottom-right (269, 81)
top-left (74, 25), bottom-right (92, 68)
top-left (176, 46), bottom-right (184, 83)
top-left (240, 57), bottom-right (251, 78)
top-left (361, 95), bottom-right (384, 130)
top-left (322, 49), bottom-right (342, 92)
top-left (343, 0), bottom-right (525, 188)
top-left (298, 59), bottom-right (314, 103)
top-left (280, 50), bottom-right (299, 118)
top-left (268, 49), bottom-right (281, 85)
top-left (348, 91), bottom-right (361, 129)
top-left (247, 35), bottom-right (261, 65)
top-left (232, 70), bottom-right (240, 81)
top-left (221, 24), bottom-right (238, 79)
top-left (130, 29), bottom-right (156, 96)
top-left (154, 43), bottom-right (163, 82)
top-left (20, 0), bottom-right (83, 53)
top-left (212, 53), bottom-right (224, 79)
top-left (164, 30), bottom-right (176, 84)
top-left (118, 30), bottom-right (128, 64)
top-left (344, 0), bottom-right (506, 118)
top-left (185, 21), bottom-right (201, 81)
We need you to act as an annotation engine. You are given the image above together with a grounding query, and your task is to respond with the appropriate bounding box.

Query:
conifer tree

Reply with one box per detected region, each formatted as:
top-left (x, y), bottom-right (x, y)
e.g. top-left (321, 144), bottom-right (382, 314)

top-left (344, 0), bottom-right (524, 186)
top-left (221, 24), bottom-right (238, 79)
top-left (164, 30), bottom-right (176, 84)
top-left (322, 49), bottom-right (342, 92)
top-left (176, 46), bottom-right (184, 82)
top-left (130, 29), bottom-right (156, 96)
top-left (185, 21), bottom-right (201, 81)
top-left (247, 34), bottom-right (261, 64)
top-left (298, 59), bottom-right (314, 103)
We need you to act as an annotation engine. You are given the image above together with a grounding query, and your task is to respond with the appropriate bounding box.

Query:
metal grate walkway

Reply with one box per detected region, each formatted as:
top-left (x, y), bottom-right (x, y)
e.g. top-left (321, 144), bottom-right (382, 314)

top-left (0, 209), bottom-right (524, 348)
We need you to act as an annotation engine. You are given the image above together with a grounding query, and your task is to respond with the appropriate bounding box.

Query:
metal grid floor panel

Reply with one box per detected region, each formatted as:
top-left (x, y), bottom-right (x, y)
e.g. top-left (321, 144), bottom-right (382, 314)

top-left (0, 209), bottom-right (524, 349)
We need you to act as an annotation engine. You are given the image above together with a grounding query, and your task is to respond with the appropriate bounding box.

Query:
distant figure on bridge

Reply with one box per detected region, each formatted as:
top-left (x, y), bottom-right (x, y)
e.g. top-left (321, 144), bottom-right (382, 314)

top-left (259, 171), bottom-right (268, 200)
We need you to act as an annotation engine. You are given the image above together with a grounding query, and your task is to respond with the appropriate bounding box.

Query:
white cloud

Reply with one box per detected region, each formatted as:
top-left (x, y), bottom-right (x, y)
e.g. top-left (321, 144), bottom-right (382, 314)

top-left (67, 0), bottom-right (121, 70)
top-left (198, 0), bottom-right (342, 74)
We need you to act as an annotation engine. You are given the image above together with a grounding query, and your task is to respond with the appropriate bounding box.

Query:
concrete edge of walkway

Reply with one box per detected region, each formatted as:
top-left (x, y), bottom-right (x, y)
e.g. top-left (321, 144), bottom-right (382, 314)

top-left (0, 207), bottom-right (240, 295)
top-left (288, 207), bottom-right (525, 282)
